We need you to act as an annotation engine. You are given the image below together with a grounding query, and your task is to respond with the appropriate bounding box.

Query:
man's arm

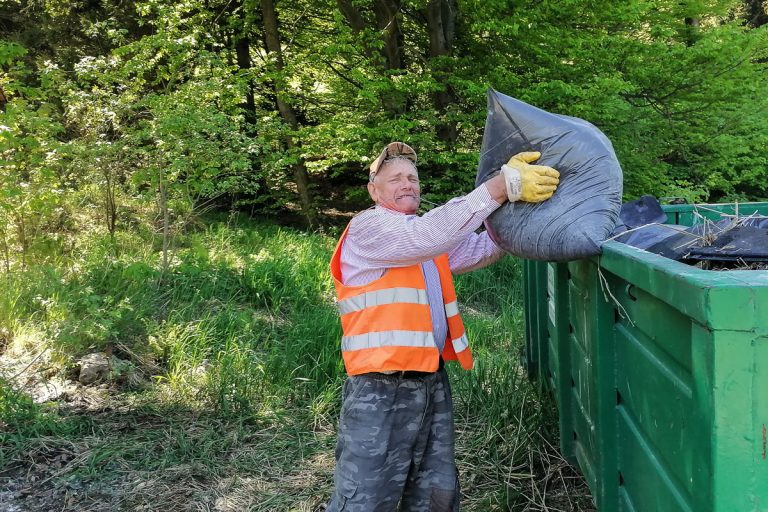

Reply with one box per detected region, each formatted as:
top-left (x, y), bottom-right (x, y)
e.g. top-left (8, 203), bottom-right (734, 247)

top-left (344, 180), bottom-right (506, 269)
top-left (448, 230), bottom-right (506, 275)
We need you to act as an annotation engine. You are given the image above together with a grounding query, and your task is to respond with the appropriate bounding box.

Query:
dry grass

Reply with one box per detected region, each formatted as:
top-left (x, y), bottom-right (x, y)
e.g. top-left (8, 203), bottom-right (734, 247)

top-left (455, 409), bottom-right (595, 512)
top-left (1, 220), bottom-right (595, 511)
top-left (1, 390), bottom-right (595, 512)
top-left (1, 401), bottom-right (338, 512)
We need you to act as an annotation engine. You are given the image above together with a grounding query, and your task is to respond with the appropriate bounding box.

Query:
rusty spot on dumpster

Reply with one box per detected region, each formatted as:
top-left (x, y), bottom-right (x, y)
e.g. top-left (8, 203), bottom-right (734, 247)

top-left (763, 424), bottom-right (767, 460)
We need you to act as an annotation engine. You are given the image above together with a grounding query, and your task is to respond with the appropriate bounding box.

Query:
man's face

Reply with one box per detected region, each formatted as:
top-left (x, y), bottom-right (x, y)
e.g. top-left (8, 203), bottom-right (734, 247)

top-left (367, 159), bottom-right (421, 214)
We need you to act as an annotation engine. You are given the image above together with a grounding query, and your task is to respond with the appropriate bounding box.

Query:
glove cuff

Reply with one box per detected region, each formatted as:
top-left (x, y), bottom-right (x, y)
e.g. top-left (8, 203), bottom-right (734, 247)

top-left (501, 164), bottom-right (522, 202)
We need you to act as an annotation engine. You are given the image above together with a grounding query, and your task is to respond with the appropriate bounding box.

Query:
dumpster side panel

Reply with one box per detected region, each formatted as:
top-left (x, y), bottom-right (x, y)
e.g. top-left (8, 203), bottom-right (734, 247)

top-left (750, 335), bottom-right (768, 511)
top-left (547, 263), bottom-right (576, 461)
top-left (523, 260), bottom-right (550, 381)
top-left (614, 310), bottom-right (701, 512)
top-left (522, 202), bottom-right (768, 512)
top-left (522, 260), bottom-right (536, 376)
top-left (522, 260), bottom-right (539, 377)
top-left (546, 264), bottom-right (558, 391)
top-left (591, 264), bottom-right (619, 511)
top-left (568, 260), bottom-right (600, 492)
top-left (706, 328), bottom-right (768, 512)
top-left (705, 285), bottom-right (768, 511)
top-left (566, 260), bottom-right (619, 511)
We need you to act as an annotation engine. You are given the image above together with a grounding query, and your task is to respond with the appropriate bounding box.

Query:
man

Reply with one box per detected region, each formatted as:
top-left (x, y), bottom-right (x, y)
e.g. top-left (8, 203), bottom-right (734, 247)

top-left (327, 142), bottom-right (559, 511)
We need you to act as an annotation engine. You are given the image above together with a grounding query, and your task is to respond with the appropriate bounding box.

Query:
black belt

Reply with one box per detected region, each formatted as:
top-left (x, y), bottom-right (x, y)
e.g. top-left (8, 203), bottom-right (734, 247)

top-left (371, 357), bottom-right (444, 379)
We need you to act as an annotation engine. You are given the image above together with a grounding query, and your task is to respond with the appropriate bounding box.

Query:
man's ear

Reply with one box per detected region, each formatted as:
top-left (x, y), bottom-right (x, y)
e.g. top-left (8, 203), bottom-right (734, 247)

top-left (367, 181), bottom-right (378, 203)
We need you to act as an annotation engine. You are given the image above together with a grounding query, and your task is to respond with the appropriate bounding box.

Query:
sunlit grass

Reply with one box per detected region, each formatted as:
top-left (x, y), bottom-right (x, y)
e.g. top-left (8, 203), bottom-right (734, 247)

top-left (0, 217), bottom-right (591, 510)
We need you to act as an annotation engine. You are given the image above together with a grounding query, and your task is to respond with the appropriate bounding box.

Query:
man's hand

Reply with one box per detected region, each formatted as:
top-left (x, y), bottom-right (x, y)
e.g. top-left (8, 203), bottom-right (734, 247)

top-left (501, 151), bottom-right (560, 203)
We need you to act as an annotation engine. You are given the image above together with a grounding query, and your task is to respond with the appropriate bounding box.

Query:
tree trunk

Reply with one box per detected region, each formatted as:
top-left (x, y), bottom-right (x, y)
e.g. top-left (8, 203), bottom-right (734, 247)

top-left (683, 17), bottom-right (700, 46)
top-left (234, 23), bottom-right (257, 122)
top-left (373, 0), bottom-right (406, 114)
top-left (744, 0), bottom-right (768, 27)
top-left (213, 0), bottom-right (270, 210)
top-left (425, 0), bottom-right (458, 144)
top-left (236, 36), bottom-right (256, 119)
top-left (0, 224), bottom-right (10, 273)
top-left (372, 0), bottom-right (403, 70)
top-left (337, 0), bottom-right (406, 116)
top-left (336, 0), bottom-right (366, 34)
top-left (260, 0), bottom-right (317, 229)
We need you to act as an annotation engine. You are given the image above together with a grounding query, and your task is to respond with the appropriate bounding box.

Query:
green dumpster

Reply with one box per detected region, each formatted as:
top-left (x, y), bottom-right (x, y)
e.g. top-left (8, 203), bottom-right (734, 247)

top-left (524, 202), bottom-right (768, 512)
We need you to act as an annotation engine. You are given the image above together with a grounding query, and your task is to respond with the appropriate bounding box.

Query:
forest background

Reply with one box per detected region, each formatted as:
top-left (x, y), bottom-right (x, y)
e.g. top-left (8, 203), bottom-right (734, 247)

top-left (1, 1), bottom-right (767, 511)
top-left (3, 0), bottom-right (768, 236)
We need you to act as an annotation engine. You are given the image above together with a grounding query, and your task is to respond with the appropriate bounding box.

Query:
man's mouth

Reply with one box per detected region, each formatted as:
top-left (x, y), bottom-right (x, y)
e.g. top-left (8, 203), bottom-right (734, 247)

top-left (396, 194), bottom-right (418, 200)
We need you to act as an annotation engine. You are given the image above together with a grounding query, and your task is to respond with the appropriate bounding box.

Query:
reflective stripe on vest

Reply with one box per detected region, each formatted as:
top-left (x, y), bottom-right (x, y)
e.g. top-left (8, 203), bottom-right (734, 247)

top-left (342, 330), bottom-right (436, 351)
top-left (330, 223), bottom-right (473, 374)
top-left (444, 300), bottom-right (459, 318)
top-left (337, 287), bottom-right (428, 315)
top-left (451, 333), bottom-right (469, 353)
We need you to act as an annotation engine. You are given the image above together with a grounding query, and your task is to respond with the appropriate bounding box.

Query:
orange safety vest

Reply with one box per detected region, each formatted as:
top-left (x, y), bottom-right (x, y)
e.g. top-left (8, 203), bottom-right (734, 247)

top-left (330, 224), bottom-right (474, 376)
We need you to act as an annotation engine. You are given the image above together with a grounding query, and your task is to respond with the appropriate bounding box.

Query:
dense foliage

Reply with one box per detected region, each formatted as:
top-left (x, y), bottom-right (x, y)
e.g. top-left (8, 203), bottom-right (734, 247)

top-left (1, 4), bottom-right (766, 507)
top-left (1, 0), bottom-right (767, 251)
top-left (1, 218), bottom-right (571, 509)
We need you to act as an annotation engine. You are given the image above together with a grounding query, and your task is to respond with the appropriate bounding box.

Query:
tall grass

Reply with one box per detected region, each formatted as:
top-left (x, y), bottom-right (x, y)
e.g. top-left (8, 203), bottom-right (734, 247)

top-left (1, 217), bottom-right (343, 416)
top-left (0, 216), bottom-right (575, 510)
top-left (449, 258), bottom-right (559, 508)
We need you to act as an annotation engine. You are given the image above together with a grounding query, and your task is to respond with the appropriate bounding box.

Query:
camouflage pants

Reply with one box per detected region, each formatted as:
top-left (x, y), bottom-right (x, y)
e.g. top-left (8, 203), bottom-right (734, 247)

top-left (326, 368), bottom-right (459, 512)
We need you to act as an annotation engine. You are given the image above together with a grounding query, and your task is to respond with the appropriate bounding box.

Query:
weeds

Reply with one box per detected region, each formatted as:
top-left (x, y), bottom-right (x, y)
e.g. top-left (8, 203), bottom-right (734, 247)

top-left (0, 377), bottom-right (90, 467)
top-left (0, 217), bottom-right (591, 511)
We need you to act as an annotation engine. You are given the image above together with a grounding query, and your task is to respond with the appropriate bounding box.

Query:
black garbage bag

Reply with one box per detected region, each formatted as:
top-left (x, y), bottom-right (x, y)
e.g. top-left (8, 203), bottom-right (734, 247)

top-left (610, 197), bottom-right (768, 262)
top-left (613, 195), bottom-right (685, 250)
top-left (476, 89), bottom-right (623, 261)
top-left (617, 195), bottom-right (667, 228)
top-left (739, 215), bottom-right (768, 229)
top-left (689, 225), bottom-right (768, 261)
top-left (645, 220), bottom-right (768, 262)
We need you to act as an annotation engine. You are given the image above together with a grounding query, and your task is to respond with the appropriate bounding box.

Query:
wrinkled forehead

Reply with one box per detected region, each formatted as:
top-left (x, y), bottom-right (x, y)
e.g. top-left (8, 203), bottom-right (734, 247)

top-left (377, 157), bottom-right (419, 179)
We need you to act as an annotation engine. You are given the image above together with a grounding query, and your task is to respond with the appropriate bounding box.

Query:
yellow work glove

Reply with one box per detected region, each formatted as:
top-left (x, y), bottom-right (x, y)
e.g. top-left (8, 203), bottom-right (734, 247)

top-left (501, 151), bottom-right (560, 203)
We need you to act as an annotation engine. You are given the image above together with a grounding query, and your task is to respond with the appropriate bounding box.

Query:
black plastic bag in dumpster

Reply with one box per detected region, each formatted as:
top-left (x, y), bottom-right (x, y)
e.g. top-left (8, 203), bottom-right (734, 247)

top-left (476, 89), bottom-right (623, 261)
top-left (645, 220), bottom-right (768, 262)
top-left (738, 216), bottom-right (768, 229)
top-left (689, 225), bottom-right (768, 261)
top-left (616, 195), bottom-right (667, 228)
top-left (615, 224), bottom-right (684, 250)
top-left (610, 197), bottom-right (768, 262)
top-left (608, 195), bottom-right (768, 262)
top-left (612, 196), bottom-right (685, 250)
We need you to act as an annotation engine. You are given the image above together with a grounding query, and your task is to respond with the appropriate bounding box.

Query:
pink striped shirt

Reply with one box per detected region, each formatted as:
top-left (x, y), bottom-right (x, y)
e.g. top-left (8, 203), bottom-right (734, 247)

top-left (338, 184), bottom-right (505, 356)
top-left (339, 185), bottom-right (506, 285)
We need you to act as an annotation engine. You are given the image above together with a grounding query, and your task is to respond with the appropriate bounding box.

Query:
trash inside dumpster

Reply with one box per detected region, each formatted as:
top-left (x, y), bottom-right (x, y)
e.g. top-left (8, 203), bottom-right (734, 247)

top-left (614, 196), bottom-right (768, 268)
top-left (524, 200), bottom-right (768, 512)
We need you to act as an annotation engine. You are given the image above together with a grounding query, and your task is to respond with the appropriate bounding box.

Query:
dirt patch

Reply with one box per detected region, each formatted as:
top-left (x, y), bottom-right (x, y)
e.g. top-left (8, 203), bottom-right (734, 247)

top-left (1, 430), bottom-right (335, 512)
top-left (2, 350), bottom-right (593, 511)
top-left (1, 467), bottom-right (123, 512)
